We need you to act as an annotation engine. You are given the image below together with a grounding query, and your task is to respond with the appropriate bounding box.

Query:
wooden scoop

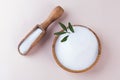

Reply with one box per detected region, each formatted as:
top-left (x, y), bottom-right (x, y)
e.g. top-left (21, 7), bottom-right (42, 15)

top-left (18, 6), bottom-right (64, 55)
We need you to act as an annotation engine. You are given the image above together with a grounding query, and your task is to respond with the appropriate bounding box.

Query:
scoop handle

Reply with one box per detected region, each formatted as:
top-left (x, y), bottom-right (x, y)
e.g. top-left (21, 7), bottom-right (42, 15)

top-left (40, 6), bottom-right (64, 30)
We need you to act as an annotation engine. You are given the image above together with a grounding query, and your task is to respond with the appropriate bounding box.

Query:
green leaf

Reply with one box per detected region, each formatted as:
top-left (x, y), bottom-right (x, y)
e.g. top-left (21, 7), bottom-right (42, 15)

top-left (54, 32), bottom-right (66, 35)
top-left (68, 22), bottom-right (74, 33)
top-left (59, 22), bottom-right (67, 32)
top-left (61, 35), bottom-right (69, 42)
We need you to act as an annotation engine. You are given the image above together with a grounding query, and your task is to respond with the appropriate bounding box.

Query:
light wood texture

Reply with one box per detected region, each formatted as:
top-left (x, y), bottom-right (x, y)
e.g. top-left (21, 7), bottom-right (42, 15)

top-left (18, 6), bottom-right (64, 55)
top-left (40, 6), bottom-right (64, 30)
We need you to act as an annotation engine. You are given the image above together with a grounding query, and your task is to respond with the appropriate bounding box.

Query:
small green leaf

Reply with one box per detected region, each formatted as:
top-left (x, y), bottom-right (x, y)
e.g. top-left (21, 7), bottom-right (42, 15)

top-left (61, 35), bottom-right (69, 42)
top-left (68, 22), bottom-right (74, 33)
top-left (59, 22), bottom-right (67, 32)
top-left (54, 32), bottom-right (66, 35)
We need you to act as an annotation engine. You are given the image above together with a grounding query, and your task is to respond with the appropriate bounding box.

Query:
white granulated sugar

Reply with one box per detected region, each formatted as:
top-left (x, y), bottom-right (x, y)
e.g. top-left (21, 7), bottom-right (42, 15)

top-left (19, 28), bottom-right (42, 54)
top-left (55, 26), bottom-right (98, 70)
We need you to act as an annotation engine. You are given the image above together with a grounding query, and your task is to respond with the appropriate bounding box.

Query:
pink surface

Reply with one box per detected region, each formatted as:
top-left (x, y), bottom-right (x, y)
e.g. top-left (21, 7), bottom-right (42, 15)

top-left (0, 0), bottom-right (120, 80)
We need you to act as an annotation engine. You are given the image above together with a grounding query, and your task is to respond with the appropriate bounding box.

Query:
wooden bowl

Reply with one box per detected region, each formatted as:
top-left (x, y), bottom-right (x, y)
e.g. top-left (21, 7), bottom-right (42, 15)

top-left (52, 25), bottom-right (101, 73)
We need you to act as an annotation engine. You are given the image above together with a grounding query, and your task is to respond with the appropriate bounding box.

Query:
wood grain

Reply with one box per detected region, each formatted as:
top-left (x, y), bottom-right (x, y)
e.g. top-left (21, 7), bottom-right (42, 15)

top-left (18, 6), bottom-right (64, 55)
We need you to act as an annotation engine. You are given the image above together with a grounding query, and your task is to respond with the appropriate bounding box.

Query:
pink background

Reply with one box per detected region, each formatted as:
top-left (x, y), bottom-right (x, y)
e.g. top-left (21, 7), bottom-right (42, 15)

top-left (0, 0), bottom-right (120, 80)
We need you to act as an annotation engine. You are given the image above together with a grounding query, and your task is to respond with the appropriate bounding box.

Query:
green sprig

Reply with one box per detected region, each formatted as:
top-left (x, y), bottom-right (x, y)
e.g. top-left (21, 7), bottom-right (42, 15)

top-left (61, 35), bottom-right (69, 42)
top-left (59, 22), bottom-right (68, 32)
top-left (68, 22), bottom-right (74, 33)
top-left (54, 32), bottom-right (66, 35)
top-left (54, 22), bottom-right (75, 42)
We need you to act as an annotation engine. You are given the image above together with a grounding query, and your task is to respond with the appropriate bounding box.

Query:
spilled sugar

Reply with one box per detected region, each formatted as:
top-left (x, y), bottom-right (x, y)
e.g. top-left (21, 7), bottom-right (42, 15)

top-left (19, 28), bottom-right (42, 54)
top-left (55, 26), bottom-right (98, 70)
